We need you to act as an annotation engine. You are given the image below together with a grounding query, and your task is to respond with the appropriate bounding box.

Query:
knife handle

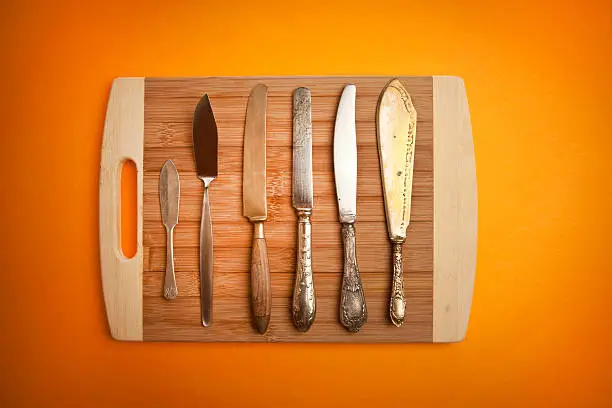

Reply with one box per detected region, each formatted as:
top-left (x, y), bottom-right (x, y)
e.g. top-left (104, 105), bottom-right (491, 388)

top-left (292, 209), bottom-right (316, 332)
top-left (339, 223), bottom-right (367, 332)
top-left (390, 241), bottom-right (406, 326)
top-left (163, 225), bottom-right (178, 300)
top-left (200, 182), bottom-right (214, 327)
top-left (250, 222), bottom-right (271, 334)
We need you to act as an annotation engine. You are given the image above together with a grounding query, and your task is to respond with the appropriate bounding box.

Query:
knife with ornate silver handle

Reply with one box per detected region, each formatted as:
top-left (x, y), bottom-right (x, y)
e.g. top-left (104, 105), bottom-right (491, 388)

top-left (334, 84), bottom-right (367, 332)
top-left (160, 159), bottom-right (179, 300)
top-left (192, 94), bottom-right (218, 327)
top-left (376, 79), bottom-right (417, 327)
top-left (291, 87), bottom-right (316, 332)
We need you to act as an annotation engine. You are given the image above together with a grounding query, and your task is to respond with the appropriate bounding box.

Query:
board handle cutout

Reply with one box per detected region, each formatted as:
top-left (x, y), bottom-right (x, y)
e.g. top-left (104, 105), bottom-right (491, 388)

top-left (99, 77), bottom-right (144, 341)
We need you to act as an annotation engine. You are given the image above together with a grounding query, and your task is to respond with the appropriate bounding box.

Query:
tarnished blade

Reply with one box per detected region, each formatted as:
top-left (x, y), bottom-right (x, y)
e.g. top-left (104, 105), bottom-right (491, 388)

top-left (160, 160), bottom-right (180, 227)
top-left (192, 94), bottom-right (218, 178)
top-left (333, 84), bottom-right (357, 224)
top-left (292, 87), bottom-right (313, 210)
top-left (243, 84), bottom-right (268, 221)
top-left (376, 79), bottom-right (417, 242)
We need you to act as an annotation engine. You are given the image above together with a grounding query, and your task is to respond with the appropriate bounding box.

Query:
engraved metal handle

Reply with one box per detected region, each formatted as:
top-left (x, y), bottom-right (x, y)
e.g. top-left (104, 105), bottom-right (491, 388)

top-left (390, 241), bottom-right (406, 326)
top-left (163, 225), bottom-right (178, 300)
top-left (292, 210), bottom-right (316, 331)
top-left (250, 222), bottom-right (271, 334)
top-left (200, 181), bottom-right (214, 327)
top-left (339, 223), bottom-right (367, 332)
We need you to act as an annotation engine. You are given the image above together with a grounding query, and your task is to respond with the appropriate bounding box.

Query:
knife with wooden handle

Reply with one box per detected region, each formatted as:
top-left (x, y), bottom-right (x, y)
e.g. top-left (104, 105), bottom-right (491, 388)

top-left (291, 87), bottom-right (316, 332)
top-left (334, 84), bottom-right (367, 332)
top-left (192, 94), bottom-right (218, 327)
top-left (243, 84), bottom-right (271, 334)
top-left (160, 159), bottom-right (179, 300)
top-left (376, 79), bottom-right (417, 327)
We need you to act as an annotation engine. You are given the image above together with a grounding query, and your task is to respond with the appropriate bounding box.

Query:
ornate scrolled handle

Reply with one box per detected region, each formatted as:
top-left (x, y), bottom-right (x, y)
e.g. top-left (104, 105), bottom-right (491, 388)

top-left (339, 223), bottom-right (367, 332)
top-left (292, 210), bottom-right (316, 332)
top-left (390, 241), bottom-right (406, 326)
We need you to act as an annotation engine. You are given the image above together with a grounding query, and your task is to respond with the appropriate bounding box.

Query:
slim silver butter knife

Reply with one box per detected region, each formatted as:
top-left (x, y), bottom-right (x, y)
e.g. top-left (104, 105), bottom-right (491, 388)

top-left (160, 159), bottom-right (179, 300)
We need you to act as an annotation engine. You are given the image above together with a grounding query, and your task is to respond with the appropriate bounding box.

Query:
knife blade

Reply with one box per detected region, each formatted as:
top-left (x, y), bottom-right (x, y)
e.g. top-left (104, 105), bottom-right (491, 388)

top-left (160, 159), bottom-right (179, 300)
top-left (333, 84), bottom-right (367, 332)
top-left (192, 93), bottom-right (218, 327)
top-left (243, 84), bottom-right (271, 334)
top-left (291, 87), bottom-right (316, 332)
top-left (376, 79), bottom-right (417, 327)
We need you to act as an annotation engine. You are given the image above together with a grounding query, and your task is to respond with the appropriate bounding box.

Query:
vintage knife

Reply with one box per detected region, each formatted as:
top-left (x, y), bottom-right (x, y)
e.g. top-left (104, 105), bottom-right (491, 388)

top-left (291, 87), bottom-right (316, 332)
top-left (333, 84), bottom-right (367, 332)
top-left (243, 84), bottom-right (271, 334)
top-left (193, 94), bottom-right (218, 327)
top-left (160, 159), bottom-right (180, 300)
top-left (376, 79), bottom-right (417, 327)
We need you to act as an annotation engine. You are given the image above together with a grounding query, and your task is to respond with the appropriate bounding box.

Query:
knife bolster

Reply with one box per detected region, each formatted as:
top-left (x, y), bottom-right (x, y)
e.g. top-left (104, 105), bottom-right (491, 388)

top-left (253, 221), bottom-right (264, 239)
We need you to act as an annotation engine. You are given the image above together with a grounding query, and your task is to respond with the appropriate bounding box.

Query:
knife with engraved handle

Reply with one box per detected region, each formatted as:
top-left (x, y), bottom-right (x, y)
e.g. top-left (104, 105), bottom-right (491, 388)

top-left (333, 84), bottom-right (367, 332)
top-left (160, 159), bottom-right (179, 300)
top-left (376, 79), bottom-right (417, 327)
top-left (291, 87), bottom-right (316, 332)
top-left (243, 84), bottom-right (271, 334)
top-left (192, 94), bottom-right (218, 327)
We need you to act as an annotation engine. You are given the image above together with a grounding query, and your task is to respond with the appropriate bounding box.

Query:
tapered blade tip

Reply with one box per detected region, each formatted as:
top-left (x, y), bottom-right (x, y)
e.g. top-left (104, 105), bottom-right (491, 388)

top-left (162, 159), bottom-right (177, 172)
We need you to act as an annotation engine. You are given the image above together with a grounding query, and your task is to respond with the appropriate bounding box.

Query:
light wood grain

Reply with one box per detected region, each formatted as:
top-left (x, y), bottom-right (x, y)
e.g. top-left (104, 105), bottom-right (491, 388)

top-left (141, 76), bottom-right (434, 342)
top-left (432, 76), bottom-right (477, 342)
top-left (100, 77), bottom-right (144, 341)
top-left (94, 75), bottom-right (473, 342)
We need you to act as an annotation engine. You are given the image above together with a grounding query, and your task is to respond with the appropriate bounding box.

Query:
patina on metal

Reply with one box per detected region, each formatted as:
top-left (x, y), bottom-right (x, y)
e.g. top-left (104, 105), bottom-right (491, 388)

top-left (376, 79), bottom-right (417, 327)
top-left (291, 87), bottom-right (316, 332)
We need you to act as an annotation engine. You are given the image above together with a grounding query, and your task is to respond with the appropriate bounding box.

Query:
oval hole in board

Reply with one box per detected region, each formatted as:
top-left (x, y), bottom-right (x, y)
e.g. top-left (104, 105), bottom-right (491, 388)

top-left (121, 159), bottom-right (137, 259)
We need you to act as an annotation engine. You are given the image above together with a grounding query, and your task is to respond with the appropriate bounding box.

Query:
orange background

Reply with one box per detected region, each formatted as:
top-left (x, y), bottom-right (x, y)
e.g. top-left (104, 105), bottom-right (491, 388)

top-left (1, 0), bottom-right (611, 406)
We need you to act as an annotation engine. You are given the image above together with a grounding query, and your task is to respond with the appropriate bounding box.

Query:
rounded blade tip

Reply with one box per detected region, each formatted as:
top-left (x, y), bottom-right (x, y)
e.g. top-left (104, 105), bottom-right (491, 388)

top-left (342, 83), bottom-right (357, 95)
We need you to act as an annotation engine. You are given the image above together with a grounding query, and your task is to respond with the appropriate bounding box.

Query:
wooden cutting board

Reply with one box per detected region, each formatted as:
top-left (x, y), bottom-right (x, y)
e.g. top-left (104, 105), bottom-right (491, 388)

top-left (99, 76), bottom-right (477, 343)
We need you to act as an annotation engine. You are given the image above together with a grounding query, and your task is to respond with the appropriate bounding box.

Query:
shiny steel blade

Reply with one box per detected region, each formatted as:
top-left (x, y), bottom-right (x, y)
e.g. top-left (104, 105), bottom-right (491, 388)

top-left (243, 84), bottom-right (268, 221)
top-left (193, 94), bottom-right (218, 179)
top-left (333, 84), bottom-right (357, 224)
top-left (160, 160), bottom-right (180, 227)
top-left (292, 87), bottom-right (313, 210)
top-left (376, 79), bottom-right (417, 242)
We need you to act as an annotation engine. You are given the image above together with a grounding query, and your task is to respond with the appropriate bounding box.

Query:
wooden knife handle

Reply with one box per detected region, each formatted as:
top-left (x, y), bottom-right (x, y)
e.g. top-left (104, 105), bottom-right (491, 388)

top-left (250, 222), bottom-right (271, 334)
top-left (339, 223), bottom-right (367, 332)
top-left (163, 226), bottom-right (178, 300)
top-left (390, 241), bottom-right (406, 326)
top-left (292, 210), bottom-right (316, 332)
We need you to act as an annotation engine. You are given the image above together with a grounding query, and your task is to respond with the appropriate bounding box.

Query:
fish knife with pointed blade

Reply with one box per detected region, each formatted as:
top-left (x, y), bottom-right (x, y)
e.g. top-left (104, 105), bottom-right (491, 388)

top-left (193, 94), bottom-right (218, 327)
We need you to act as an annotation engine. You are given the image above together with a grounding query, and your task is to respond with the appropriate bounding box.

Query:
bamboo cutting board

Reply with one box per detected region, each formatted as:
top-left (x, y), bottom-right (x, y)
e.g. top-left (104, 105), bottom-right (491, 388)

top-left (99, 76), bottom-right (477, 343)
